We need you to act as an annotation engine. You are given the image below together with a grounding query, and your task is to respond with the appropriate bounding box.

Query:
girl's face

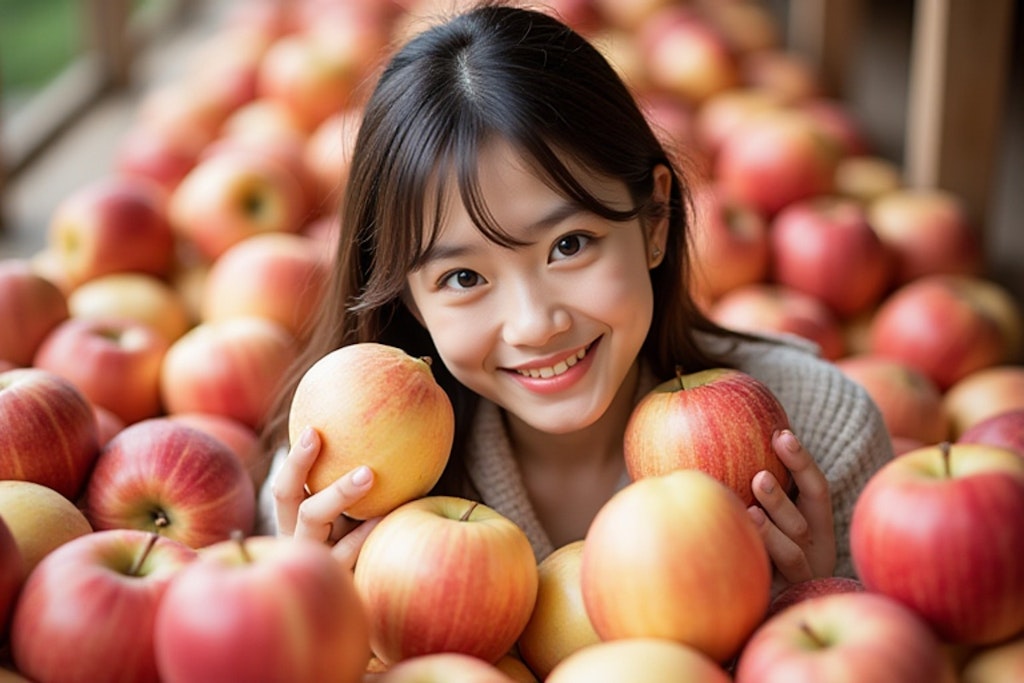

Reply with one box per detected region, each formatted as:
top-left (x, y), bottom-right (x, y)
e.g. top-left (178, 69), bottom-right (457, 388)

top-left (405, 141), bottom-right (668, 435)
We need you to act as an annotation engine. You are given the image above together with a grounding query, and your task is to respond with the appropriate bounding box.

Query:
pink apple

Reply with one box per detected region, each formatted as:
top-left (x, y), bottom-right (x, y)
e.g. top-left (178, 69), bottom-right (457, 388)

top-left (0, 258), bottom-right (69, 366)
top-left (353, 496), bottom-right (539, 665)
top-left (765, 575), bottom-right (865, 619)
top-left (868, 187), bottom-right (984, 284)
top-left (0, 515), bottom-right (23, 640)
top-left (9, 529), bottom-right (198, 683)
top-left (769, 195), bottom-right (893, 318)
top-left (582, 470), bottom-right (772, 663)
top-left (154, 534), bottom-right (370, 683)
top-left (835, 353), bottom-right (950, 446)
top-left (795, 97), bottom-right (870, 157)
top-left (734, 592), bottom-right (958, 683)
top-left (959, 633), bottom-right (1024, 682)
top-left (184, 27), bottom-right (272, 113)
top-left (160, 316), bottom-right (297, 430)
top-left (373, 653), bottom-right (518, 683)
top-left (67, 272), bottom-right (194, 343)
top-left (868, 275), bottom-right (1021, 390)
top-left (34, 316), bottom-right (170, 426)
top-left (688, 185), bottom-right (770, 301)
top-left (957, 409), bottom-right (1024, 457)
top-left (741, 49), bottom-right (821, 104)
top-left (0, 367), bottom-right (99, 500)
top-left (0, 480), bottom-right (94, 577)
top-left (709, 283), bottom-right (847, 361)
top-left (701, 0), bottom-right (780, 54)
top-left (850, 442), bottom-right (1024, 644)
top-left (592, 0), bottom-right (677, 30)
top-left (833, 154), bottom-right (903, 204)
top-left (546, 638), bottom-right (731, 683)
top-left (692, 88), bottom-right (783, 161)
top-left (218, 97), bottom-right (310, 151)
top-left (168, 412), bottom-right (267, 491)
top-left (47, 176), bottom-right (176, 287)
top-left (303, 106), bottom-right (363, 215)
top-left (113, 123), bottom-right (204, 195)
top-left (943, 365), bottom-right (1024, 438)
top-left (93, 403), bottom-right (127, 446)
top-left (135, 80), bottom-right (233, 152)
top-left (82, 418), bottom-right (256, 549)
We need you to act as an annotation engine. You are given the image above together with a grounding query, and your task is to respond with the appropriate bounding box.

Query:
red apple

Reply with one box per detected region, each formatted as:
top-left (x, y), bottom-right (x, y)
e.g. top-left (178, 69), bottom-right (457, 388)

top-left (184, 27), bottom-right (271, 113)
top-left (702, 0), bottom-right (780, 54)
top-left (353, 496), bottom-right (539, 665)
top-left (581, 469), bottom-right (772, 663)
top-left (82, 418), bottom-right (256, 549)
top-left (850, 442), bottom-right (1024, 644)
top-left (289, 343), bottom-right (454, 520)
top-left (868, 275), bottom-right (1021, 391)
top-left (624, 367), bottom-right (792, 506)
top-left (960, 633), bottom-right (1024, 682)
top-left (546, 638), bottom-right (730, 683)
top-left (135, 80), bottom-right (233, 152)
top-left (47, 176), bottom-right (175, 287)
top-left (113, 123), bottom-right (204, 195)
top-left (709, 283), bottom-right (847, 360)
top-left (833, 154), bottom-right (903, 205)
top-left (593, 0), bottom-right (676, 30)
top-left (93, 403), bottom-right (126, 446)
top-left (34, 316), bottom-right (170, 426)
top-left (835, 353), bottom-right (950, 446)
top-left (154, 534), bottom-right (370, 683)
top-left (304, 106), bottom-right (363, 215)
top-left (0, 367), bottom-right (99, 500)
top-left (957, 409), bottom-right (1024, 457)
top-left (795, 97), bottom-right (870, 157)
top-left (0, 258), bottom-right (69, 366)
top-left (160, 316), bottom-right (297, 430)
top-left (943, 365), bottom-right (1024, 438)
top-left (9, 529), bottom-right (198, 683)
top-left (67, 272), bottom-right (194, 343)
top-left (692, 88), bottom-right (783, 161)
top-left (218, 97), bottom-right (310, 151)
top-left (0, 480), bottom-right (93, 577)
top-left (741, 49), bottom-right (820, 104)
top-left (373, 653), bottom-right (518, 683)
top-left (734, 592), bottom-right (958, 683)
top-left (688, 185), bottom-right (770, 302)
top-left (765, 575), bottom-right (865, 619)
top-left (168, 412), bottom-right (267, 491)
top-left (0, 515), bottom-right (23, 640)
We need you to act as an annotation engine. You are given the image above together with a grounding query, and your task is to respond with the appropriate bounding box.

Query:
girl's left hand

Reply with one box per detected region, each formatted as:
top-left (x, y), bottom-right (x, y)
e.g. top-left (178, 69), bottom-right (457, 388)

top-left (748, 429), bottom-right (836, 592)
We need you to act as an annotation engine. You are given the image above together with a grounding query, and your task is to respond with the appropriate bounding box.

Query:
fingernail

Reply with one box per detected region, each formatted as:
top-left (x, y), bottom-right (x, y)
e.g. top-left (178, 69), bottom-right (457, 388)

top-left (300, 426), bottom-right (315, 448)
top-left (781, 430), bottom-right (801, 453)
top-left (748, 505), bottom-right (766, 527)
top-left (350, 466), bottom-right (372, 487)
top-left (759, 475), bottom-right (775, 494)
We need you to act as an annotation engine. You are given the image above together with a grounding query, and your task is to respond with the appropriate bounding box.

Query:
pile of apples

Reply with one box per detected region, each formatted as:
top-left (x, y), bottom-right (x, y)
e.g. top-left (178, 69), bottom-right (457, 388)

top-left (2, 0), bottom-right (1024, 680)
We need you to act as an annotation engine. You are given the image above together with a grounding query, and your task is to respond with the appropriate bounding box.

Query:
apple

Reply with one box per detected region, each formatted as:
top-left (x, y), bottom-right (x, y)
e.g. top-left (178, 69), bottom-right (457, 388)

top-left (943, 365), bottom-right (1024, 438)
top-left (168, 412), bottom-right (268, 491)
top-left (289, 343), bottom-right (455, 520)
top-left (868, 187), bottom-right (984, 284)
top-left (0, 480), bottom-right (93, 576)
top-left (715, 108), bottom-right (841, 217)
top-left (184, 27), bottom-right (271, 113)
top-left (67, 272), bottom-right (193, 343)
top-left (93, 403), bottom-right (126, 446)
top-left (734, 592), bottom-right (958, 683)
top-left (218, 97), bottom-right (310, 152)
top-left (200, 232), bottom-right (329, 340)
top-left (353, 496), bottom-right (538, 665)
top-left (692, 88), bottom-right (783, 161)
top-left (593, 0), bottom-right (676, 30)
top-left (581, 470), bottom-right (772, 663)
top-left (372, 653), bottom-right (518, 683)
top-left (957, 409), bottom-right (1024, 457)
top-left (835, 353), bottom-right (950, 446)
top-left (0, 515), bottom-right (23, 640)
top-left (833, 154), bottom-right (902, 204)
top-left (47, 176), bottom-right (176, 287)
top-left (113, 123), bottom-right (204, 195)
top-left (702, 0), bottom-right (780, 54)
top-left (0, 367), bottom-right (99, 500)
top-left (795, 97), bottom-right (870, 158)
top-left (304, 106), bottom-right (363, 216)
top-left (9, 529), bottom-right (198, 683)
top-left (765, 575), bottom-right (865, 619)
top-left (82, 418), bottom-right (256, 549)
top-left (135, 80), bottom-right (233, 152)
top-left (493, 655), bottom-right (538, 683)
top-left (168, 149), bottom-right (310, 262)
top-left (741, 49), bottom-right (820, 104)
top-left (624, 367), bottom-right (792, 506)
top-left (0, 258), bottom-right (69, 366)
top-left (154, 534), bottom-right (369, 683)
top-left (850, 442), bottom-right (1024, 644)
top-left (868, 275), bottom-right (1022, 391)
top-left (708, 283), bottom-right (847, 361)
top-left (160, 316), bottom-right (297, 430)
top-left (516, 540), bottom-right (600, 679)
top-left (34, 316), bottom-right (171, 426)
top-left (546, 638), bottom-right (731, 683)
top-left (960, 633), bottom-right (1024, 683)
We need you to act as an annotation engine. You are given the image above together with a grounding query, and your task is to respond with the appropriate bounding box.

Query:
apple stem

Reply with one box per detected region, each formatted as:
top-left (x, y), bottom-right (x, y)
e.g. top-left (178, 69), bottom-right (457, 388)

top-left (459, 501), bottom-right (479, 522)
top-left (128, 532), bottom-right (160, 577)
top-left (152, 509), bottom-right (170, 531)
top-left (674, 365), bottom-right (685, 390)
top-left (231, 529), bottom-right (252, 563)
top-left (940, 441), bottom-right (952, 477)
top-left (420, 356), bottom-right (433, 367)
top-left (799, 620), bottom-right (828, 648)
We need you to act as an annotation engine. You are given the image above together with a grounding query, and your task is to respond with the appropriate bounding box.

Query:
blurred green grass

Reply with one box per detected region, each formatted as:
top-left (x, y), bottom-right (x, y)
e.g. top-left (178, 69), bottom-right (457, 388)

top-left (0, 0), bottom-right (81, 94)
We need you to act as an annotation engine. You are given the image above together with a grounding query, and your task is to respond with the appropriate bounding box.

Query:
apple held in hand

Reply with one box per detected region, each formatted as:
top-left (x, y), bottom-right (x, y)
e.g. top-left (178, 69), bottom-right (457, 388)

top-left (850, 442), bottom-right (1024, 644)
top-left (353, 496), bottom-right (538, 666)
top-left (545, 638), bottom-right (730, 683)
top-left (289, 343), bottom-right (455, 520)
top-left (581, 469), bottom-right (772, 663)
top-left (734, 592), bottom-right (958, 683)
top-left (0, 258), bottom-right (69, 367)
top-left (624, 367), bottom-right (792, 506)
top-left (154, 534), bottom-right (370, 683)
top-left (83, 418), bottom-right (256, 549)
top-left (10, 529), bottom-right (197, 683)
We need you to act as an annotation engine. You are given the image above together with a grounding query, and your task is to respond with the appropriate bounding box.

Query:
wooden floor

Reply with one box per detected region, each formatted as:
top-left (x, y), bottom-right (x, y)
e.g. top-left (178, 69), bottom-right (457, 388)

top-left (2, 0), bottom-right (1022, 303)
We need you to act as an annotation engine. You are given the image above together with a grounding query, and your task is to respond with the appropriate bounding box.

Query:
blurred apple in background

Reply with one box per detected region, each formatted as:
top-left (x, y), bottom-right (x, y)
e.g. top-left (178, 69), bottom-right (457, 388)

top-left (741, 48), bottom-right (820, 104)
top-left (0, 480), bottom-right (93, 576)
top-left (702, 0), bottom-right (780, 55)
top-left (796, 97), bottom-right (870, 157)
top-left (709, 283), bottom-right (846, 361)
top-left (353, 497), bottom-right (538, 666)
top-left (692, 88), bottom-right (782, 161)
top-left (833, 154), bottom-right (902, 204)
top-left (9, 529), bottom-right (197, 683)
top-left (943, 365), bottom-right (1024, 438)
top-left (304, 106), bottom-right (363, 216)
top-left (184, 26), bottom-right (271, 113)
top-left (593, 0), bottom-right (676, 31)
top-left (850, 442), bottom-right (1024, 645)
top-left (688, 185), bottom-right (770, 302)
top-left (546, 638), bottom-right (730, 683)
top-left (959, 634), bottom-right (1024, 683)
top-left (957, 409), bottom-right (1024, 456)
top-left (47, 176), bottom-right (176, 288)
top-left (93, 403), bottom-right (126, 447)
top-left (0, 258), bottom-right (69, 367)
top-left (868, 187), bottom-right (983, 284)
top-left (113, 123), bottom-right (204, 195)
top-left (0, 515), bottom-right (23, 640)
top-left (0, 367), bottom-right (99, 500)
top-left (218, 97), bottom-right (310, 151)
top-left (83, 418), bottom-right (255, 549)
top-left (765, 575), bottom-right (865, 619)
top-left (373, 653), bottom-right (518, 683)
top-left (168, 412), bottom-right (268, 491)
top-left (582, 470), bottom-right (771, 663)
top-left (68, 272), bottom-right (193, 343)
top-left (34, 316), bottom-right (170, 426)
top-left (155, 534), bottom-right (370, 683)
top-left (835, 353), bottom-right (949, 447)
top-left (769, 195), bottom-right (892, 318)
top-left (160, 316), bottom-right (296, 430)
top-left (135, 80), bottom-right (233, 152)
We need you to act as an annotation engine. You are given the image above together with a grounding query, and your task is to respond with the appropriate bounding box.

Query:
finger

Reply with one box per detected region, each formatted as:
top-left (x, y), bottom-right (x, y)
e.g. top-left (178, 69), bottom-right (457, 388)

top-left (332, 516), bottom-right (382, 571)
top-left (749, 505), bottom-right (814, 585)
top-left (272, 426), bottom-right (320, 536)
top-left (774, 430), bottom-right (834, 533)
top-left (752, 470), bottom-right (809, 545)
top-left (293, 466), bottom-right (375, 543)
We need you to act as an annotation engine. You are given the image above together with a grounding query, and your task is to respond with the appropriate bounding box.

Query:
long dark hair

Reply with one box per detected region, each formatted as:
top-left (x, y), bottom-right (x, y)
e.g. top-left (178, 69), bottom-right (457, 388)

top-left (262, 3), bottom-right (745, 495)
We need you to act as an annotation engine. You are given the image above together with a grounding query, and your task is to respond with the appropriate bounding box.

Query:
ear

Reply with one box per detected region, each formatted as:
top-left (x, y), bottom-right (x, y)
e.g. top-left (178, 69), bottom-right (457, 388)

top-left (645, 164), bottom-right (672, 269)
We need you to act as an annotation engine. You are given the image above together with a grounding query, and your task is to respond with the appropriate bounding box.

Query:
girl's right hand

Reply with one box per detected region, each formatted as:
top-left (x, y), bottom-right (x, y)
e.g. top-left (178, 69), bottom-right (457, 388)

top-left (271, 425), bottom-right (381, 569)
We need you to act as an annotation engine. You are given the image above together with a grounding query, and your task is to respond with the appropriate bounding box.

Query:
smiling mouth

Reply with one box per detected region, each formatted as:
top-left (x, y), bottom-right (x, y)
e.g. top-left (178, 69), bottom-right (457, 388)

top-left (514, 344), bottom-right (591, 379)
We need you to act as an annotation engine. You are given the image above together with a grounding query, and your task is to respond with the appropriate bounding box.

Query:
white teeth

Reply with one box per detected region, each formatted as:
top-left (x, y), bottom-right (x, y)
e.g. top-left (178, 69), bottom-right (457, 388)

top-left (516, 347), bottom-right (588, 379)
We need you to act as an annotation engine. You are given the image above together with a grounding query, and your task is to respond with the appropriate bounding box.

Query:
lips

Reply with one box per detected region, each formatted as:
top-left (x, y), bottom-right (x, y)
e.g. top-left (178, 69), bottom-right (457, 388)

top-left (512, 344), bottom-right (591, 379)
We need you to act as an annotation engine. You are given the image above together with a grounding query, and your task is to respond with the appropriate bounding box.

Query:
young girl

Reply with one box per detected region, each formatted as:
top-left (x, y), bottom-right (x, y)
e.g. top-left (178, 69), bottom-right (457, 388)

top-left (260, 3), bottom-right (892, 590)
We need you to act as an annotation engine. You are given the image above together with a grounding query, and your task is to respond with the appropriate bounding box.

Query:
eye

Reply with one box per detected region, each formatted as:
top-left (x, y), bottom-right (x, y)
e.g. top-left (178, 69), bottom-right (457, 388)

top-left (440, 269), bottom-right (484, 290)
top-left (551, 233), bottom-right (590, 261)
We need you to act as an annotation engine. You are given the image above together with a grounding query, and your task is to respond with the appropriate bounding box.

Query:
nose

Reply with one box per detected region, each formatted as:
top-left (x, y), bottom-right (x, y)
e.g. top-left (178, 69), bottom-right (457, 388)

top-left (500, 276), bottom-right (572, 348)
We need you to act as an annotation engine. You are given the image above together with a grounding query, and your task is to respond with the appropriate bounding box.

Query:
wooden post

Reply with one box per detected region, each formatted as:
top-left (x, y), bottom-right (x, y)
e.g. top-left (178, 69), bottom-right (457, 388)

top-left (787, 0), bottom-right (866, 99)
top-left (87, 0), bottom-right (133, 90)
